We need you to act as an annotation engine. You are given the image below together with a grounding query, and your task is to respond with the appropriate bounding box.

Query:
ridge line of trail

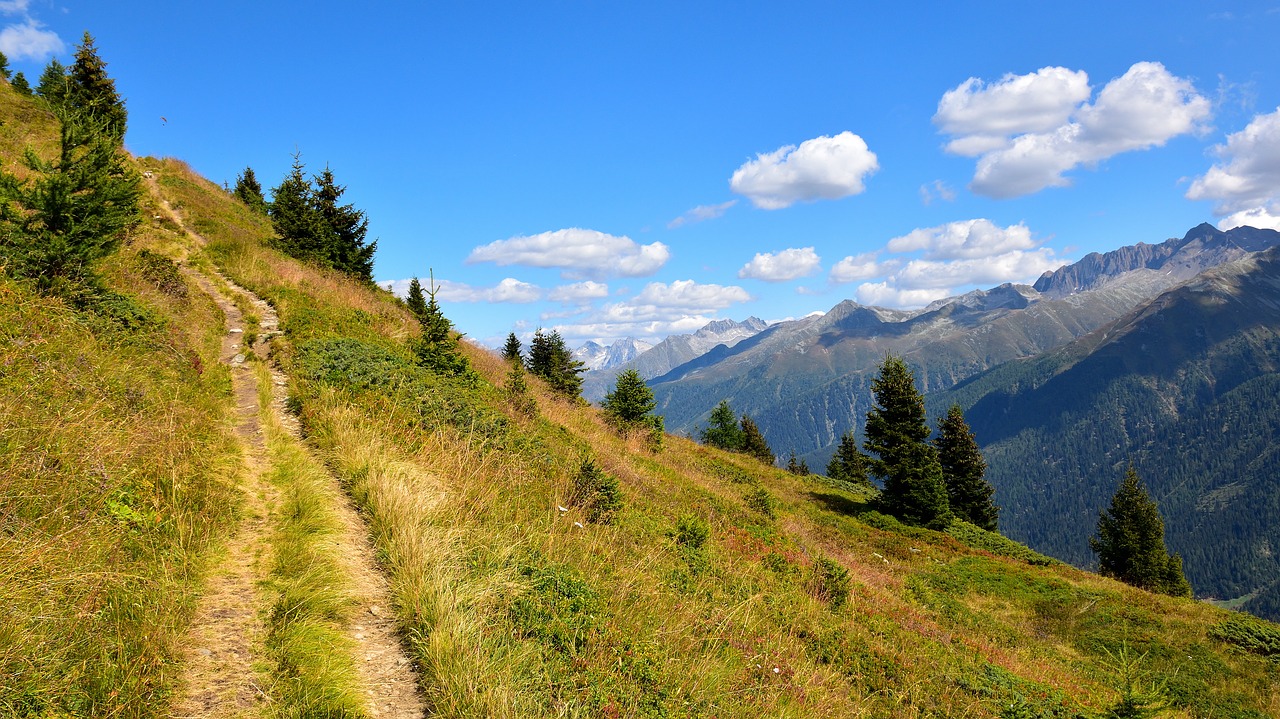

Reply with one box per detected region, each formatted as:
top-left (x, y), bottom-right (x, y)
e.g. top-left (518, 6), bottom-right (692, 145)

top-left (152, 181), bottom-right (427, 718)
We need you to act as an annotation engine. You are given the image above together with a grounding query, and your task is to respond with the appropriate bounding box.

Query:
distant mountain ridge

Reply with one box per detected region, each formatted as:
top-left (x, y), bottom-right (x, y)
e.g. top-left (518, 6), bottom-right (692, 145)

top-left (580, 317), bottom-right (768, 401)
top-left (573, 337), bottom-right (652, 371)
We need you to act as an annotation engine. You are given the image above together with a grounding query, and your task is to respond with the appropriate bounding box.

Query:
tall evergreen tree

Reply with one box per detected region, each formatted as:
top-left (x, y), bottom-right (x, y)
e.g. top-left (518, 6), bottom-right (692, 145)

top-left (413, 272), bottom-right (470, 377)
top-left (0, 116), bottom-right (140, 294)
top-left (233, 166), bottom-right (269, 215)
top-left (740, 415), bottom-right (775, 465)
top-left (700, 400), bottom-right (744, 450)
top-left (0, 50), bottom-right (10, 80)
top-left (67, 32), bottom-right (127, 139)
top-left (501, 332), bottom-right (522, 362)
top-left (602, 369), bottom-right (657, 425)
top-left (934, 404), bottom-right (999, 531)
top-left (312, 166), bottom-right (376, 282)
top-left (1091, 467), bottom-right (1191, 597)
top-left (269, 152), bottom-right (320, 260)
top-left (406, 277), bottom-right (428, 321)
top-left (826, 429), bottom-right (870, 485)
top-left (10, 71), bottom-right (30, 95)
top-left (35, 58), bottom-right (67, 108)
top-left (527, 329), bottom-right (584, 398)
top-left (864, 355), bottom-right (951, 529)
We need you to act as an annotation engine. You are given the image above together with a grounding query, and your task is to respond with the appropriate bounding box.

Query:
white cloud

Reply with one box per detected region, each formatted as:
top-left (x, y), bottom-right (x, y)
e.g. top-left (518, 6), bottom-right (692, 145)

top-left (938, 62), bottom-right (1211, 199)
top-left (548, 281), bottom-right (609, 303)
top-left (0, 1), bottom-right (31, 14)
top-left (1186, 107), bottom-right (1280, 215)
top-left (891, 250), bottom-right (1062, 290)
top-left (632, 279), bottom-right (751, 311)
top-left (829, 252), bottom-right (901, 284)
top-left (738, 247), bottom-right (821, 282)
top-left (467, 228), bottom-right (670, 278)
top-left (437, 277), bottom-right (542, 304)
top-left (1219, 207), bottom-right (1280, 232)
top-left (729, 131), bottom-right (879, 210)
top-left (935, 66), bottom-right (1091, 155)
top-left (886, 219), bottom-right (1037, 260)
top-left (855, 283), bottom-right (951, 308)
top-left (668, 200), bottom-right (737, 228)
top-left (0, 18), bottom-right (63, 60)
top-left (919, 180), bottom-right (956, 205)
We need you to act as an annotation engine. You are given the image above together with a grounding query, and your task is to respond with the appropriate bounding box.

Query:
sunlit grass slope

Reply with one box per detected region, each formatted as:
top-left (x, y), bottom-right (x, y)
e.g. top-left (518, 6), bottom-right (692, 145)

top-left (0, 87), bottom-right (242, 714)
top-left (154, 156), bottom-right (1280, 718)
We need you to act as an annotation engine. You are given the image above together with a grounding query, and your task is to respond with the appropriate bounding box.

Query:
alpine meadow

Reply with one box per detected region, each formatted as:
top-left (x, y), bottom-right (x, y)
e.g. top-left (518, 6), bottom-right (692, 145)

top-left (4, 10), bottom-right (1280, 719)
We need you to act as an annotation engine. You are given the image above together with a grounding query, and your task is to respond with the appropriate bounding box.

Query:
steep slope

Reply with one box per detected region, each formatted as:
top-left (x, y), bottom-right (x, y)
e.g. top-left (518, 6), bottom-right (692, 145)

top-left (650, 225), bottom-right (1280, 464)
top-left (582, 316), bottom-right (767, 401)
top-left (153, 156), bottom-right (1280, 717)
top-left (933, 247), bottom-right (1280, 619)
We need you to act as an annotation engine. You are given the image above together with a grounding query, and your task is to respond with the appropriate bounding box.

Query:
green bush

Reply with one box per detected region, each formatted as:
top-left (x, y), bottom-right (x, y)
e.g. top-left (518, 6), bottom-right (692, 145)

top-left (571, 458), bottom-right (622, 524)
top-left (743, 486), bottom-right (777, 519)
top-left (1209, 614), bottom-right (1280, 657)
top-left (672, 513), bottom-right (709, 550)
top-left (809, 556), bottom-right (851, 608)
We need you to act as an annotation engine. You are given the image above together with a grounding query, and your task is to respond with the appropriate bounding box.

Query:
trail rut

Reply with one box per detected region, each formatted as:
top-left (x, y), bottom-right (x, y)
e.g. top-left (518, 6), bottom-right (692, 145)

top-left (153, 181), bottom-right (426, 718)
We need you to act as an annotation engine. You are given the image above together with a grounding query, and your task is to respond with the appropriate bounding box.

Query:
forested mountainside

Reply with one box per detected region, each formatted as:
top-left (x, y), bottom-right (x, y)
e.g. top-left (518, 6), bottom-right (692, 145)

top-left (648, 224), bottom-right (1280, 469)
top-left (932, 247), bottom-right (1280, 619)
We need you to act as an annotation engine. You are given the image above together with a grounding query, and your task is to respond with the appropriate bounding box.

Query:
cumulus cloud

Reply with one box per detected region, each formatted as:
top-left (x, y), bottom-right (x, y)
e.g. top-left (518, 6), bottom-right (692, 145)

top-left (935, 66), bottom-right (1091, 155)
top-left (545, 280), bottom-right (753, 345)
top-left (548, 280), bottom-right (609, 303)
top-left (839, 219), bottom-right (1065, 308)
top-left (738, 247), bottom-right (821, 282)
top-left (937, 62), bottom-right (1211, 198)
top-left (730, 131), bottom-right (879, 210)
top-left (885, 219), bottom-right (1036, 260)
top-left (467, 228), bottom-right (669, 278)
top-left (379, 277), bottom-right (542, 304)
top-left (1186, 107), bottom-right (1280, 221)
top-left (668, 200), bottom-right (737, 228)
top-left (829, 252), bottom-right (901, 284)
top-left (1219, 207), bottom-right (1280, 232)
top-left (0, 17), bottom-right (63, 60)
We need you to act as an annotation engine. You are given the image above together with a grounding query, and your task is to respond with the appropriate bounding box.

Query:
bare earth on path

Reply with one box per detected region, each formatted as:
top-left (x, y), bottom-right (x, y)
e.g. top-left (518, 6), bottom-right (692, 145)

top-left (154, 178), bottom-right (426, 718)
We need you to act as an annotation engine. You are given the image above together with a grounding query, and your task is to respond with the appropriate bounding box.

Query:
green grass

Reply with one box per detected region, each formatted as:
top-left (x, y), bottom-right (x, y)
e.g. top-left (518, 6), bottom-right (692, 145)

top-left (147, 155), bottom-right (1280, 718)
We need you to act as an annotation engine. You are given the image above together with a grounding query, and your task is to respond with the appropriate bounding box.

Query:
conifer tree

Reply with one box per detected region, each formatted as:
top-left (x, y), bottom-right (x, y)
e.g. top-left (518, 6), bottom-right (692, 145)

top-left (413, 272), bottom-right (470, 377)
top-left (501, 332), bottom-right (522, 362)
top-left (864, 355), bottom-right (951, 529)
top-left (602, 369), bottom-right (657, 425)
top-left (1091, 466), bottom-right (1191, 597)
top-left (269, 152), bottom-right (320, 260)
top-left (785, 450), bottom-right (810, 475)
top-left (233, 167), bottom-right (269, 215)
top-left (527, 329), bottom-right (584, 398)
top-left (934, 404), bottom-right (998, 531)
top-left (312, 166), bottom-right (376, 282)
top-left (10, 71), bottom-right (30, 95)
top-left (0, 50), bottom-right (9, 80)
top-left (700, 400), bottom-right (744, 450)
top-left (406, 277), bottom-right (428, 321)
top-left (0, 115), bottom-right (139, 294)
top-left (740, 415), bottom-right (775, 465)
top-left (35, 58), bottom-right (67, 108)
top-left (67, 32), bottom-right (127, 139)
top-left (826, 429), bottom-right (870, 485)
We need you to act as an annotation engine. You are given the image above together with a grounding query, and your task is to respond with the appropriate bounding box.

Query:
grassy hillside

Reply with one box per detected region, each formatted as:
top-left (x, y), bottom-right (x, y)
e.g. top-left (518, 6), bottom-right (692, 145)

top-left (146, 156), bottom-right (1280, 718)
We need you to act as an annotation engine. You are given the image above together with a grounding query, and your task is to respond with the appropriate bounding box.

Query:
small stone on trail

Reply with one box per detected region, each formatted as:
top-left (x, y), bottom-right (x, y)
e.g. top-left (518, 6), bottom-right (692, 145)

top-left (197, 648), bottom-right (212, 656)
top-left (229, 328), bottom-right (243, 334)
top-left (369, 605), bottom-right (381, 616)
top-left (232, 354), bottom-right (246, 364)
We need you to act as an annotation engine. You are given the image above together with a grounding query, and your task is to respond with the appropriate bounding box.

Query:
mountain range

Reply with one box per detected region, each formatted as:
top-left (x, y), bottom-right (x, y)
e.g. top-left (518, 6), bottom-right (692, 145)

top-left (635, 222), bottom-right (1280, 616)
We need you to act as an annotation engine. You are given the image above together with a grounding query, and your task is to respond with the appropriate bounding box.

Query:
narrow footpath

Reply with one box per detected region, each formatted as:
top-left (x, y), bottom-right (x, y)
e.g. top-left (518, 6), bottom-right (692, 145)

top-left (152, 181), bottom-right (426, 718)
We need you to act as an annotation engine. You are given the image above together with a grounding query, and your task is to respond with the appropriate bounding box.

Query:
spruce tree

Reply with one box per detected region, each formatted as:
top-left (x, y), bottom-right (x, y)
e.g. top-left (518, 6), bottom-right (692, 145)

top-left (269, 152), bottom-right (320, 261)
top-left (501, 332), bottom-right (522, 362)
top-left (10, 71), bottom-right (30, 95)
top-left (312, 166), bottom-right (376, 282)
top-left (602, 369), bottom-right (657, 425)
top-left (864, 355), bottom-right (951, 529)
top-left (233, 167), bottom-right (269, 215)
top-left (67, 32), bottom-right (127, 139)
top-left (934, 404), bottom-right (998, 531)
top-left (740, 415), bottom-right (775, 465)
top-left (0, 115), bottom-right (139, 294)
top-left (413, 272), bottom-right (470, 377)
top-left (35, 58), bottom-right (67, 108)
top-left (700, 400), bottom-right (744, 450)
top-left (0, 50), bottom-right (9, 80)
top-left (785, 450), bottom-right (810, 475)
top-left (1091, 466), bottom-right (1191, 597)
top-left (406, 277), bottom-right (428, 321)
top-left (826, 429), bottom-right (870, 485)
top-left (527, 329), bottom-right (584, 398)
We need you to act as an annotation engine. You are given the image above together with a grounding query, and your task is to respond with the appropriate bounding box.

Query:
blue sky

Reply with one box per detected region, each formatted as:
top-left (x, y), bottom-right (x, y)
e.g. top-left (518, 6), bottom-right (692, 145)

top-left (5, 1), bottom-right (1279, 348)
